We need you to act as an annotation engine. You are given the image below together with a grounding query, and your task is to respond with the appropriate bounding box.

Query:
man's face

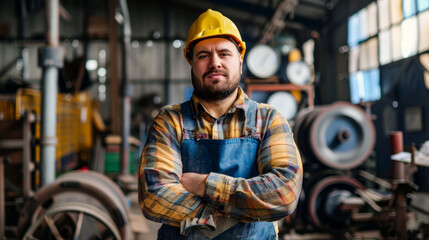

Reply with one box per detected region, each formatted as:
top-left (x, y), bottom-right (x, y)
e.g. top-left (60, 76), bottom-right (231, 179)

top-left (191, 37), bottom-right (243, 101)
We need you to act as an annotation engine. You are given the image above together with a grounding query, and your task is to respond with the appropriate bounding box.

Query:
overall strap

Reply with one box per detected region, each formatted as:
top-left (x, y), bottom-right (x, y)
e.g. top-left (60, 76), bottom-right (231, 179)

top-left (181, 99), bottom-right (258, 137)
top-left (180, 101), bottom-right (195, 132)
top-left (244, 99), bottom-right (258, 132)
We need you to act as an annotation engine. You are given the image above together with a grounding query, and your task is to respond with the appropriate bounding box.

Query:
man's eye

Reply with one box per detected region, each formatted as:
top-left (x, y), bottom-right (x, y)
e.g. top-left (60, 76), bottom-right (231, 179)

top-left (198, 55), bottom-right (208, 59)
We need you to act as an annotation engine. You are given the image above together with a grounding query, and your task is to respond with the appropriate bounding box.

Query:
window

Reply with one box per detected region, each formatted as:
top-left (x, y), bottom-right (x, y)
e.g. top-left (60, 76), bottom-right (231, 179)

top-left (347, 0), bottom-right (429, 104)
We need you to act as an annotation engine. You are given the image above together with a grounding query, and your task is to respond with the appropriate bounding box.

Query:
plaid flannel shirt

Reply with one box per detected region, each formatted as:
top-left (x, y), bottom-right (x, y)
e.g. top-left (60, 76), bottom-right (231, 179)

top-left (139, 87), bottom-right (303, 233)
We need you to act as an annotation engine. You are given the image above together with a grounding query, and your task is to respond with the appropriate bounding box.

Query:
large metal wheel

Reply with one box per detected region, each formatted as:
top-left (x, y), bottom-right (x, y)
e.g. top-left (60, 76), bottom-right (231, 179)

top-left (307, 175), bottom-right (365, 232)
top-left (293, 102), bottom-right (375, 170)
top-left (23, 202), bottom-right (121, 240)
top-left (18, 170), bottom-right (132, 240)
top-left (57, 171), bottom-right (129, 212)
top-left (293, 106), bottom-right (327, 161)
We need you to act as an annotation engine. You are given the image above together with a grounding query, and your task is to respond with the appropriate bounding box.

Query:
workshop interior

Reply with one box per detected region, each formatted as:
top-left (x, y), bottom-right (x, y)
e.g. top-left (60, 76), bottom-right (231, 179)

top-left (1, 0), bottom-right (429, 239)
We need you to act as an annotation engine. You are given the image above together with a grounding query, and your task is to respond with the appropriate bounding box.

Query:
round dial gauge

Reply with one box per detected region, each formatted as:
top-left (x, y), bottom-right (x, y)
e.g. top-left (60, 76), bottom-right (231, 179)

top-left (267, 91), bottom-right (298, 120)
top-left (246, 45), bottom-right (281, 78)
top-left (286, 60), bottom-right (311, 85)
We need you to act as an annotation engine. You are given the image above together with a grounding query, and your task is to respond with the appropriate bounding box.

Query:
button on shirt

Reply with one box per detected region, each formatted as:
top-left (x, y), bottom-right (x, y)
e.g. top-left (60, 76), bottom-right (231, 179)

top-left (138, 87), bottom-right (303, 233)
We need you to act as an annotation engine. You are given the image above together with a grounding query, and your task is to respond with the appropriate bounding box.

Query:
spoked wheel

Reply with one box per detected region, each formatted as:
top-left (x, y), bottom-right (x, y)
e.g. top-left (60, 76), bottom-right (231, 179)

top-left (18, 170), bottom-right (132, 240)
top-left (23, 202), bottom-right (121, 240)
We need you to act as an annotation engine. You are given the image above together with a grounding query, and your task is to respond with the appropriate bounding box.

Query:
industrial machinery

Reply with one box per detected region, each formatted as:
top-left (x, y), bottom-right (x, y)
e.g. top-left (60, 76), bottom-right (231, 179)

top-left (293, 101), bottom-right (376, 170)
top-left (284, 101), bottom-right (429, 239)
top-left (0, 0), bottom-right (139, 238)
top-left (0, 88), bottom-right (135, 239)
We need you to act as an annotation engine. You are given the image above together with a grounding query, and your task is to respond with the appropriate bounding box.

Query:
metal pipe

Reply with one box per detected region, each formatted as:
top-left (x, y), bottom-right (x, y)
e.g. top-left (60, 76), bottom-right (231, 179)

top-left (119, 0), bottom-right (131, 175)
top-left (390, 131), bottom-right (405, 181)
top-left (40, 0), bottom-right (62, 186)
top-left (108, 0), bottom-right (120, 134)
top-left (390, 131), bottom-right (407, 240)
top-left (23, 112), bottom-right (33, 197)
top-left (164, 6), bottom-right (170, 104)
top-left (45, 0), bottom-right (59, 47)
top-left (0, 157), bottom-right (5, 239)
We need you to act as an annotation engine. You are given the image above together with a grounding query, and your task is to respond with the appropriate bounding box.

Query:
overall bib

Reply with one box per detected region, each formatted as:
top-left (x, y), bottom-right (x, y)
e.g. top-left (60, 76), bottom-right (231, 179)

top-left (157, 100), bottom-right (277, 240)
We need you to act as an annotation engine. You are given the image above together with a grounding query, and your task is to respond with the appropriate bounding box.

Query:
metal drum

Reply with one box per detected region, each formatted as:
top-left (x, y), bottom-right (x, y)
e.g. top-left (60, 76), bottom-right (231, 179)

top-left (293, 102), bottom-right (376, 170)
top-left (246, 44), bottom-right (281, 79)
top-left (293, 105), bottom-right (328, 161)
top-left (307, 175), bottom-right (365, 231)
top-left (17, 170), bottom-right (132, 240)
top-left (267, 91), bottom-right (298, 121)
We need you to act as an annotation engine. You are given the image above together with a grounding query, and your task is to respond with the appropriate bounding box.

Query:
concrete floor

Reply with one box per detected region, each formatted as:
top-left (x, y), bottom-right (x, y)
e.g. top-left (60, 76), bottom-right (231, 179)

top-left (128, 192), bottom-right (161, 240)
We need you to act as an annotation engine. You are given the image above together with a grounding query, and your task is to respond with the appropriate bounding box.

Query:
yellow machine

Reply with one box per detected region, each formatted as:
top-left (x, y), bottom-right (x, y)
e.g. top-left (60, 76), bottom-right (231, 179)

top-left (0, 88), bottom-right (138, 239)
top-left (0, 88), bottom-right (94, 174)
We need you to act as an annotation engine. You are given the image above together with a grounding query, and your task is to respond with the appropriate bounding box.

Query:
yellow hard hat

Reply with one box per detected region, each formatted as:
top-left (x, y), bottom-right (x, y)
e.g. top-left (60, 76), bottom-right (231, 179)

top-left (184, 9), bottom-right (246, 64)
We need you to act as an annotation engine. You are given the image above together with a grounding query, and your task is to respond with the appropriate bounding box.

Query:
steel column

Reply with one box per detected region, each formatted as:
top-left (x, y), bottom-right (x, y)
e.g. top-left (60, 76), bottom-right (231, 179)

top-left (109, 0), bottom-right (121, 134)
top-left (390, 131), bottom-right (407, 240)
top-left (40, 0), bottom-right (62, 186)
top-left (119, 0), bottom-right (132, 175)
top-left (0, 157), bottom-right (5, 240)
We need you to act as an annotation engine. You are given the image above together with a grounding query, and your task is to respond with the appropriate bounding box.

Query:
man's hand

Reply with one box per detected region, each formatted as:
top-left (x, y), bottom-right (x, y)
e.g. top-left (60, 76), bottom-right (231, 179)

top-left (181, 172), bottom-right (208, 198)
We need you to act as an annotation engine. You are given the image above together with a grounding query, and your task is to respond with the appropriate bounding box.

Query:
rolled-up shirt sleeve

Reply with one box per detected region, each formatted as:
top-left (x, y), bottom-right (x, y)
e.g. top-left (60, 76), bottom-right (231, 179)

top-left (203, 106), bottom-right (303, 221)
top-left (138, 107), bottom-right (212, 229)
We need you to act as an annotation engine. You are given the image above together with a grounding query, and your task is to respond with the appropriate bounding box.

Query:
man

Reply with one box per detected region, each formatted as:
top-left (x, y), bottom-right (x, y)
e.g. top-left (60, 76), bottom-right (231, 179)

top-left (139, 9), bottom-right (303, 239)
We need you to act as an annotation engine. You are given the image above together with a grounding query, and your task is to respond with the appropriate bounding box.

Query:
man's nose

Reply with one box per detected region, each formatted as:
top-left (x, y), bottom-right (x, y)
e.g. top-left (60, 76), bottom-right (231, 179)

top-left (209, 54), bottom-right (222, 69)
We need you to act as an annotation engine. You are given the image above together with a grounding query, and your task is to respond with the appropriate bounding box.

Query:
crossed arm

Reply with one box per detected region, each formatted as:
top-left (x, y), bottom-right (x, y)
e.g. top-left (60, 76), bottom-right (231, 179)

top-left (138, 107), bottom-right (303, 228)
top-left (181, 172), bottom-right (208, 197)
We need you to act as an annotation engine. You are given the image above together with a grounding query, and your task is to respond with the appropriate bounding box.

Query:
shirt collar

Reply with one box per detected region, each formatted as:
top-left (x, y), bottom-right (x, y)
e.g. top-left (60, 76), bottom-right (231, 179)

top-left (190, 86), bottom-right (248, 118)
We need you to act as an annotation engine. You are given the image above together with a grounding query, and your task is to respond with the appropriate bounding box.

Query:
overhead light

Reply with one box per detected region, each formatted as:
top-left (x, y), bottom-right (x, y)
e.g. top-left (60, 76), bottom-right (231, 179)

top-left (172, 39), bottom-right (183, 48)
top-left (132, 40), bottom-right (139, 48)
top-left (97, 67), bottom-right (106, 77)
top-left (85, 59), bottom-right (98, 71)
top-left (152, 30), bottom-right (161, 39)
top-left (72, 39), bottom-right (79, 48)
top-left (146, 40), bottom-right (154, 47)
top-left (99, 49), bottom-right (106, 59)
top-left (98, 85), bottom-right (106, 93)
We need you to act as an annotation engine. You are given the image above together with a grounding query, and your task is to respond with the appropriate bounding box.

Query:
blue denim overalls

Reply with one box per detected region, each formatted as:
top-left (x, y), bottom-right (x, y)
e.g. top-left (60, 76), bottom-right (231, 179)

top-left (157, 100), bottom-right (277, 239)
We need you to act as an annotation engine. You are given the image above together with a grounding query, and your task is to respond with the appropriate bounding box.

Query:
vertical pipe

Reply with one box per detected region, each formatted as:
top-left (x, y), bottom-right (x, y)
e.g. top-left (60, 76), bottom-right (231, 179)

top-left (164, 6), bottom-right (170, 104)
top-left (109, 0), bottom-right (121, 134)
top-left (0, 157), bottom-right (5, 239)
top-left (390, 131), bottom-right (407, 240)
top-left (45, 0), bottom-right (59, 47)
top-left (40, 0), bottom-right (60, 186)
top-left (390, 131), bottom-right (404, 181)
top-left (119, 0), bottom-right (132, 175)
top-left (16, 0), bottom-right (29, 82)
top-left (23, 112), bottom-right (33, 197)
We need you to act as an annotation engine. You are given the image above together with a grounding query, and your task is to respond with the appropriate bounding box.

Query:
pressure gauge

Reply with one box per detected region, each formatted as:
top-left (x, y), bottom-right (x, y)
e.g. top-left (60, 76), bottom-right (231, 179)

top-left (267, 91), bottom-right (298, 121)
top-left (246, 45), bottom-right (281, 78)
top-left (286, 60), bottom-right (311, 85)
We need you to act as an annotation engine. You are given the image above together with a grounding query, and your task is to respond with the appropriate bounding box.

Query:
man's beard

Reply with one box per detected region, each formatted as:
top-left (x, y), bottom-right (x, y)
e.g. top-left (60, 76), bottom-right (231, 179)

top-left (191, 69), bottom-right (240, 101)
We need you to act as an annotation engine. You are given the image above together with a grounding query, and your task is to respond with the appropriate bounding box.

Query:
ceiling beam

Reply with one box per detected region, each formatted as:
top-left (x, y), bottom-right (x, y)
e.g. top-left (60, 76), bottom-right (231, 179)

top-left (165, 0), bottom-right (324, 31)
top-left (201, 0), bottom-right (274, 17)
top-left (259, 0), bottom-right (299, 43)
top-left (202, 0), bottom-right (324, 30)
